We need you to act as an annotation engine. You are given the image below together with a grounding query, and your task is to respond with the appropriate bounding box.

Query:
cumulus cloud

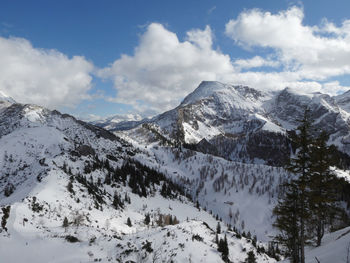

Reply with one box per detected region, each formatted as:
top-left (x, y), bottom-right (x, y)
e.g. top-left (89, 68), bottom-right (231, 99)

top-left (225, 6), bottom-right (350, 81)
top-left (98, 23), bottom-right (235, 114)
top-left (234, 56), bottom-right (279, 69)
top-left (322, 81), bottom-right (350, 95)
top-left (100, 12), bottom-right (350, 115)
top-left (0, 36), bottom-right (93, 108)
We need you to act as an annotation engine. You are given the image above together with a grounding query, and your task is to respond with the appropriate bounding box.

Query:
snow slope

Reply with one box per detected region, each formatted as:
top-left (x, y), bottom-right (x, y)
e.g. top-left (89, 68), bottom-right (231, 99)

top-left (0, 101), bottom-right (276, 262)
top-left (280, 226), bottom-right (350, 263)
top-left (119, 133), bottom-right (292, 242)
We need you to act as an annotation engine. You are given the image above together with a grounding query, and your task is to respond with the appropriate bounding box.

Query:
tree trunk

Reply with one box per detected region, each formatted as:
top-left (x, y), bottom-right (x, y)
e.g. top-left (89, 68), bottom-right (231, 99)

top-left (300, 190), bottom-right (306, 263)
top-left (316, 220), bottom-right (324, 247)
top-left (300, 212), bottom-right (305, 263)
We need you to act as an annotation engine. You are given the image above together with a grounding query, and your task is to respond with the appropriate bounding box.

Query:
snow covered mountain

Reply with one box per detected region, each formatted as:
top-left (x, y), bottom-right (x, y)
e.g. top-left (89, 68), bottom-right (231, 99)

top-left (120, 81), bottom-right (350, 166)
top-left (1, 82), bottom-right (349, 262)
top-left (0, 100), bottom-right (276, 262)
top-left (0, 90), bottom-right (16, 108)
top-left (92, 113), bottom-right (146, 131)
top-left (110, 81), bottom-right (350, 261)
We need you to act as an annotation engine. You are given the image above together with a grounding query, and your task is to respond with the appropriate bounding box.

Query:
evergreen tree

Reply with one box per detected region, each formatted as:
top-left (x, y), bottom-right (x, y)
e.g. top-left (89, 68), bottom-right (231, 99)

top-left (245, 251), bottom-right (257, 263)
top-left (252, 235), bottom-right (257, 247)
top-left (144, 213), bottom-right (150, 226)
top-left (104, 172), bottom-right (111, 185)
top-left (218, 234), bottom-right (229, 262)
top-left (127, 217), bottom-right (132, 227)
top-left (309, 131), bottom-right (340, 246)
top-left (67, 180), bottom-right (74, 194)
top-left (274, 109), bottom-right (313, 263)
top-left (216, 222), bottom-right (221, 234)
top-left (273, 180), bottom-right (300, 263)
top-left (112, 192), bottom-right (124, 209)
top-left (63, 216), bottom-right (69, 231)
top-left (160, 183), bottom-right (167, 198)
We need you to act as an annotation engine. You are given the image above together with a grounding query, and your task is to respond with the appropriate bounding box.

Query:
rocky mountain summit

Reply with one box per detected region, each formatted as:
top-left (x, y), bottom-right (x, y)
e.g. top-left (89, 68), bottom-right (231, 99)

top-left (119, 81), bottom-right (350, 166)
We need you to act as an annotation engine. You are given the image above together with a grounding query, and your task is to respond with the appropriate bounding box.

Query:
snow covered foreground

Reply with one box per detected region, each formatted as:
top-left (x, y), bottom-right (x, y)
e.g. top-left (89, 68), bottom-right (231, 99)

top-left (0, 173), bottom-right (270, 263)
top-left (0, 148), bottom-right (273, 262)
top-left (0, 101), bottom-right (275, 262)
top-left (281, 226), bottom-right (350, 263)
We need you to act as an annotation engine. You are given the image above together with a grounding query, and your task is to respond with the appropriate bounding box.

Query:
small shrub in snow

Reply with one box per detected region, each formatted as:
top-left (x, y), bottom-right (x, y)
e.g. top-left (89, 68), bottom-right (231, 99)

top-left (1, 206), bottom-right (11, 231)
top-left (191, 234), bottom-right (203, 242)
top-left (142, 240), bottom-right (153, 253)
top-left (4, 183), bottom-right (15, 197)
top-left (31, 197), bottom-right (43, 213)
top-left (65, 235), bottom-right (79, 243)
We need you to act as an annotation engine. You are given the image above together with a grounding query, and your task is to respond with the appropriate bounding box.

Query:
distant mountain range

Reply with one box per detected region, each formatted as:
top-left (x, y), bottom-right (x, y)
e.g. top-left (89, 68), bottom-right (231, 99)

top-left (107, 81), bottom-right (350, 166)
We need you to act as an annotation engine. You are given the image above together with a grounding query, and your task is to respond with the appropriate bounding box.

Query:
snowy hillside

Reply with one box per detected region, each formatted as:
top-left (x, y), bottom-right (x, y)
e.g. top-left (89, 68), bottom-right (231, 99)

top-left (112, 81), bottom-right (350, 262)
top-left (92, 113), bottom-right (147, 131)
top-left (114, 81), bottom-right (350, 237)
top-left (0, 101), bottom-right (276, 262)
top-left (123, 136), bottom-right (291, 242)
top-left (282, 226), bottom-right (350, 263)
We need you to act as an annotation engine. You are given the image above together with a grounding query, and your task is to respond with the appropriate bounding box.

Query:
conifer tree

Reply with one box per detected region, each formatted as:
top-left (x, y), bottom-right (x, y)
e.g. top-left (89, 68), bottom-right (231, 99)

top-left (112, 192), bottom-right (124, 209)
top-left (144, 213), bottom-right (150, 226)
top-left (216, 222), bottom-right (221, 234)
top-left (309, 131), bottom-right (339, 246)
top-left (273, 180), bottom-right (300, 263)
top-left (218, 234), bottom-right (229, 262)
top-left (63, 216), bottom-right (69, 231)
top-left (67, 180), bottom-right (74, 194)
top-left (245, 251), bottom-right (257, 263)
top-left (127, 217), bottom-right (132, 227)
top-left (274, 109), bottom-right (313, 263)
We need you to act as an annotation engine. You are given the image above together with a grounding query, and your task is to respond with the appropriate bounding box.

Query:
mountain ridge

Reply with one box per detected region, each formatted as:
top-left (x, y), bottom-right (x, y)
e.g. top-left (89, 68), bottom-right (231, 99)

top-left (113, 81), bottom-right (350, 166)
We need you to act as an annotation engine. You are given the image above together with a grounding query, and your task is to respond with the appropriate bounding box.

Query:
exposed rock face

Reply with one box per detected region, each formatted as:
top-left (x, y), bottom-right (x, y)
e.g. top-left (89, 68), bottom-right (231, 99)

top-left (118, 81), bottom-right (350, 166)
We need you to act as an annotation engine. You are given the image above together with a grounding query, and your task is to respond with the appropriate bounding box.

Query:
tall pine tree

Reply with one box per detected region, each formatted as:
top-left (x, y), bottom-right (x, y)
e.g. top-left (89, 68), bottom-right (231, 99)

top-left (273, 180), bottom-right (300, 263)
top-left (274, 109), bottom-right (313, 263)
top-left (309, 131), bottom-right (339, 246)
top-left (288, 109), bottom-right (313, 263)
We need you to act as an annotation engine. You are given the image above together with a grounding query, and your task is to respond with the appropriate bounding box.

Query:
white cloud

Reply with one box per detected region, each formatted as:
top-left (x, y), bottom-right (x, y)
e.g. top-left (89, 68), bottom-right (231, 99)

top-left (225, 6), bottom-right (350, 81)
top-left (322, 81), bottom-right (350, 95)
top-left (227, 71), bottom-right (323, 94)
top-left (234, 56), bottom-right (279, 69)
top-left (208, 6), bottom-right (216, 15)
top-left (99, 18), bottom-right (350, 115)
top-left (99, 23), bottom-right (235, 113)
top-left (0, 36), bottom-right (94, 108)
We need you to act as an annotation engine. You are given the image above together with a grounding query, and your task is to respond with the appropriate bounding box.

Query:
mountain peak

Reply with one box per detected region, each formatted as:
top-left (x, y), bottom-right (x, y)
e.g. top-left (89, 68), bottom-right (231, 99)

top-left (0, 90), bottom-right (16, 104)
top-left (180, 81), bottom-right (263, 107)
top-left (180, 81), bottom-right (227, 106)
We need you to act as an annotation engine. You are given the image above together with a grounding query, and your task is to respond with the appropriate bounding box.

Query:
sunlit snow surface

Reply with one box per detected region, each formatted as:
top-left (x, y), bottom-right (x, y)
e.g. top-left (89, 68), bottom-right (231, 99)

top-left (0, 102), bottom-right (275, 262)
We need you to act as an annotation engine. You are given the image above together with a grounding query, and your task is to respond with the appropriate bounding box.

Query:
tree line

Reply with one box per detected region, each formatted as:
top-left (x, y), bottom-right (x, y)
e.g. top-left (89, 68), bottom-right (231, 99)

top-left (273, 109), bottom-right (350, 263)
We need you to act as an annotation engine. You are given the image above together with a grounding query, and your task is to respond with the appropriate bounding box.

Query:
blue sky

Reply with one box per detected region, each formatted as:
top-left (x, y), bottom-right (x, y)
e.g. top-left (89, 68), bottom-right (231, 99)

top-left (1, 0), bottom-right (350, 119)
